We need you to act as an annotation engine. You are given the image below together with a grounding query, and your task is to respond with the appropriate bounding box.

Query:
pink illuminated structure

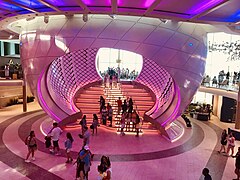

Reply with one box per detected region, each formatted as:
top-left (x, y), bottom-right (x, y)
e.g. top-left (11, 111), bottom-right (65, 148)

top-left (8, 15), bottom-right (207, 139)
top-left (0, 0), bottom-right (239, 140)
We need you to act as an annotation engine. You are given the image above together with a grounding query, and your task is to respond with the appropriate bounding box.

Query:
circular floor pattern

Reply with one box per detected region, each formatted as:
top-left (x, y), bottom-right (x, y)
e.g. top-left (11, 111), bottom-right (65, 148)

top-left (18, 110), bottom-right (204, 162)
top-left (1, 109), bottom-right (229, 179)
top-left (0, 111), bottom-right (63, 180)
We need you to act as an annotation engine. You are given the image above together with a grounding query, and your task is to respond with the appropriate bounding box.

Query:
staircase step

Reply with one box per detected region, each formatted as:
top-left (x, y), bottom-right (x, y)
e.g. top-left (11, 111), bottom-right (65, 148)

top-left (74, 82), bottom-right (156, 133)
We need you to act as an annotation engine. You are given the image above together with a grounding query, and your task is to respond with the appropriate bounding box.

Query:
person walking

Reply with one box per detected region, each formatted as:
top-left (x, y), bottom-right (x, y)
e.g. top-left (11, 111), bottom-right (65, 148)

top-left (100, 156), bottom-right (112, 180)
top-left (218, 129), bottom-right (228, 154)
top-left (50, 122), bottom-right (63, 155)
top-left (25, 131), bottom-right (37, 163)
top-left (227, 132), bottom-right (235, 157)
top-left (233, 147), bottom-right (240, 180)
top-left (79, 126), bottom-right (90, 146)
top-left (77, 145), bottom-right (92, 180)
top-left (65, 132), bottom-right (74, 163)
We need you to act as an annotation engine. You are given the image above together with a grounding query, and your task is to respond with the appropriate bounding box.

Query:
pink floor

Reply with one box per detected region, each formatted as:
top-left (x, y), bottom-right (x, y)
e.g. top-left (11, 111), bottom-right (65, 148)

top-left (0, 101), bottom-right (239, 180)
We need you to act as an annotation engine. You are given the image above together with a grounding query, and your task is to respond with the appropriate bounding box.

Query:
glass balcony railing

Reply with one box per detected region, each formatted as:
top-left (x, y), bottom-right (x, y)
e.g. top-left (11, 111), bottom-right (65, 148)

top-left (201, 80), bottom-right (239, 92)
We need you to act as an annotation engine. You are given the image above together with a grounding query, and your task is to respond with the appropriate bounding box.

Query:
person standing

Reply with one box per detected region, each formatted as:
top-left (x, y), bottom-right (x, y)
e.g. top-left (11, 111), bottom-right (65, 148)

top-left (121, 100), bottom-right (127, 114)
top-left (218, 129), bottom-right (228, 154)
top-left (108, 105), bottom-right (113, 127)
top-left (79, 145), bottom-right (92, 180)
top-left (100, 156), bottom-right (112, 180)
top-left (227, 132), bottom-right (235, 157)
top-left (120, 113), bottom-right (126, 136)
top-left (25, 131), bottom-right (37, 163)
top-left (212, 76), bottom-right (218, 86)
top-left (206, 104), bottom-right (212, 120)
top-left (202, 168), bottom-right (212, 180)
top-left (233, 147), bottom-right (240, 180)
top-left (65, 132), bottom-right (74, 163)
top-left (127, 98), bottom-right (133, 120)
top-left (97, 165), bottom-right (106, 180)
top-left (80, 115), bottom-right (87, 134)
top-left (99, 96), bottom-right (105, 113)
top-left (82, 126), bottom-right (90, 146)
top-left (92, 114), bottom-right (99, 135)
top-left (50, 122), bottom-right (63, 155)
top-left (101, 106), bottom-right (107, 125)
top-left (135, 113), bottom-right (141, 137)
top-left (116, 97), bottom-right (122, 115)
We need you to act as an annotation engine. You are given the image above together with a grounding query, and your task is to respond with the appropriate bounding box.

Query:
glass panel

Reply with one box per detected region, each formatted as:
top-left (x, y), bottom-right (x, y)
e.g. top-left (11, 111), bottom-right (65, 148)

top-left (96, 48), bottom-right (143, 81)
top-left (205, 32), bottom-right (240, 91)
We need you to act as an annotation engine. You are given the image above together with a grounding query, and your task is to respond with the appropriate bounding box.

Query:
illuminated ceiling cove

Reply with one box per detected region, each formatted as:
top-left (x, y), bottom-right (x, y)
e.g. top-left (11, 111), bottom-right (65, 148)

top-left (0, 0), bottom-right (240, 25)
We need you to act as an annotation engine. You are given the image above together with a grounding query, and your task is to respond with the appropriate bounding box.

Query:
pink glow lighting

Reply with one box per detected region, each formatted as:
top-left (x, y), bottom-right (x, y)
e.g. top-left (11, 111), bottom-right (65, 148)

top-left (161, 82), bottom-right (181, 126)
top-left (144, 0), bottom-right (155, 8)
top-left (37, 68), bottom-right (61, 122)
top-left (70, 98), bottom-right (78, 112)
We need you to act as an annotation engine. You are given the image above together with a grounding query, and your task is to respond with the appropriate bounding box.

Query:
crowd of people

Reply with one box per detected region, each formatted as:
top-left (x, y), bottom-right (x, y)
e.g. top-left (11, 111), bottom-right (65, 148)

top-left (23, 105), bottom-right (240, 179)
top-left (99, 95), bottom-right (141, 136)
top-left (100, 67), bottom-right (139, 83)
top-left (24, 122), bottom-right (112, 180)
top-left (202, 70), bottom-right (240, 88)
top-left (24, 93), bottom-right (141, 179)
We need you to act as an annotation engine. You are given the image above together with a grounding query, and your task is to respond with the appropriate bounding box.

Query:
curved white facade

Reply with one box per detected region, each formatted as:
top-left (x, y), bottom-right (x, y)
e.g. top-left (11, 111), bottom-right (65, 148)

top-left (13, 15), bottom-right (207, 127)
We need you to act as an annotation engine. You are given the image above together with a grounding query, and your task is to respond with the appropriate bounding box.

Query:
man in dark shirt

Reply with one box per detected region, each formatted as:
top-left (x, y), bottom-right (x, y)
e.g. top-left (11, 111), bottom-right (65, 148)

top-left (202, 168), bottom-right (212, 180)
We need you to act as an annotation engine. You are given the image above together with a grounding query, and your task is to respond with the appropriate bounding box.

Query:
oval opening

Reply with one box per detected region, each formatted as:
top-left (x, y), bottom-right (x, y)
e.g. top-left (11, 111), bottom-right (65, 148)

top-left (96, 48), bottom-right (143, 81)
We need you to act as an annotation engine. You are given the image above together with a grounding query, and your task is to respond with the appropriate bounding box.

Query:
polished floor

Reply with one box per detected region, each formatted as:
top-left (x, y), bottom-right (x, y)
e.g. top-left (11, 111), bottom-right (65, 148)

top-left (0, 102), bottom-right (239, 180)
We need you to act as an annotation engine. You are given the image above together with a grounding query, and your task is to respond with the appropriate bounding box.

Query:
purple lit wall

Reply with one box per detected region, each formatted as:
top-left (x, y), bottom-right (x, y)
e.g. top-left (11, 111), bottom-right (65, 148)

top-left (18, 15), bottom-right (207, 127)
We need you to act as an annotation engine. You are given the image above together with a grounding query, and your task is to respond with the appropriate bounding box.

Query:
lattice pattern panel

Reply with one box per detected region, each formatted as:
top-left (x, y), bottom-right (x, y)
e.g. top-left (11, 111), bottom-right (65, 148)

top-left (135, 57), bottom-right (174, 112)
top-left (48, 48), bottom-right (102, 110)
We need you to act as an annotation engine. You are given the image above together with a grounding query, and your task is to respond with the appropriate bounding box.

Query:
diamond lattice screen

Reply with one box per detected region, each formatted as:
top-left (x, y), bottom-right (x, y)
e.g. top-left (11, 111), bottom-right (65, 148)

top-left (135, 57), bottom-right (174, 113)
top-left (48, 48), bottom-right (102, 111)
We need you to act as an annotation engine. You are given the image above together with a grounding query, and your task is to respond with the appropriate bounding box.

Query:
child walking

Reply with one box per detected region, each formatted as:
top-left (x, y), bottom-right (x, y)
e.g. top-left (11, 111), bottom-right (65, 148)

top-left (65, 132), bottom-right (74, 163)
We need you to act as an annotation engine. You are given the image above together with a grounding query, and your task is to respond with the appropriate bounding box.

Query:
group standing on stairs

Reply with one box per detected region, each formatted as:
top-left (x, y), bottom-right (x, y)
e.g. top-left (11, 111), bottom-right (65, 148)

top-left (96, 94), bottom-right (142, 136)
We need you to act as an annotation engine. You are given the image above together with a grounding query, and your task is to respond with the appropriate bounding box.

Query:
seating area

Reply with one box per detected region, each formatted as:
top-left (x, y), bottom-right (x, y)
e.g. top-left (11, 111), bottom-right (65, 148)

top-left (187, 103), bottom-right (211, 121)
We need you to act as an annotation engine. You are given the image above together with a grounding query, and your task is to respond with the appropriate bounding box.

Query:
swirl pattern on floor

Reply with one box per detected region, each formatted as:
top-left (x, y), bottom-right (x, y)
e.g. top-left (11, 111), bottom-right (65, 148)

top-left (18, 110), bottom-right (204, 162)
